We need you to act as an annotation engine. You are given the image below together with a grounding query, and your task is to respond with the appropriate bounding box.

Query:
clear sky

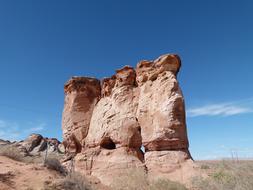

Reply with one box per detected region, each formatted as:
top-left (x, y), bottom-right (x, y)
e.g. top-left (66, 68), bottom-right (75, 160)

top-left (0, 0), bottom-right (252, 160)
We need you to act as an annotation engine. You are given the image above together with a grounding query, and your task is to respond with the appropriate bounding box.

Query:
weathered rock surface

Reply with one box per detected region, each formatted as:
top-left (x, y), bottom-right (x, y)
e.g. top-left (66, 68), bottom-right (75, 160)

top-left (62, 53), bottom-right (192, 186)
top-left (0, 134), bottom-right (63, 157)
top-left (0, 139), bottom-right (11, 146)
top-left (62, 77), bottom-right (101, 155)
top-left (74, 147), bottom-right (144, 186)
top-left (136, 54), bottom-right (188, 151)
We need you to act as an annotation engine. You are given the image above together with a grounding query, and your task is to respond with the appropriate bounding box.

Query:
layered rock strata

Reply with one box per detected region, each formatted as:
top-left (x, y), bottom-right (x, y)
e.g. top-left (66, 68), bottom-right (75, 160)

top-left (62, 54), bottom-right (192, 185)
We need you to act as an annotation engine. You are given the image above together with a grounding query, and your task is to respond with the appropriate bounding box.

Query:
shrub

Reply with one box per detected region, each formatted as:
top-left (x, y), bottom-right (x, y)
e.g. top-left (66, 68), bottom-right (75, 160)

top-left (110, 169), bottom-right (149, 190)
top-left (44, 157), bottom-right (67, 175)
top-left (0, 145), bottom-right (25, 161)
top-left (0, 171), bottom-right (15, 186)
top-left (200, 164), bottom-right (210, 170)
top-left (62, 172), bottom-right (93, 190)
top-left (43, 172), bottom-right (93, 190)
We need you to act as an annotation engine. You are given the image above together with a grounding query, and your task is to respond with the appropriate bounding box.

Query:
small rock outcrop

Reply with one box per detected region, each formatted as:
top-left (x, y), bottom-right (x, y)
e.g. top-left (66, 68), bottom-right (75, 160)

top-left (62, 54), bottom-right (192, 185)
top-left (0, 139), bottom-right (11, 146)
top-left (0, 134), bottom-right (63, 157)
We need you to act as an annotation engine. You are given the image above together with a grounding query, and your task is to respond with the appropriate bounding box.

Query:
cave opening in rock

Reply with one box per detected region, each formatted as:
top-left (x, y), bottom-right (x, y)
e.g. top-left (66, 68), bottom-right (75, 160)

top-left (100, 137), bottom-right (116, 149)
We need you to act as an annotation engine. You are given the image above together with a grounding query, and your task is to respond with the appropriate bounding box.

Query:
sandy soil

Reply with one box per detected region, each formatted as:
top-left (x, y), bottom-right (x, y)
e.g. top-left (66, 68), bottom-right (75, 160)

top-left (3, 155), bottom-right (248, 190)
top-left (0, 156), bottom-right (61, 190)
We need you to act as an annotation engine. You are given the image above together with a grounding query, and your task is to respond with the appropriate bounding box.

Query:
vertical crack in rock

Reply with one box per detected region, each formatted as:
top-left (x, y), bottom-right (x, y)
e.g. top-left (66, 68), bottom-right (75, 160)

top-left (62, 54), bottom-right (193, 186)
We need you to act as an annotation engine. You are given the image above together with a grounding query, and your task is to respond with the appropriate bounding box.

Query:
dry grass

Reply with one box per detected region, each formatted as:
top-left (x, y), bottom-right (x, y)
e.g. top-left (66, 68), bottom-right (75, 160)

top-left (0, 145), bottom-right (26, 162)
top-left (2, 144), bottom-right (252, 190)
top-left (0, 144), bottom-right (45, 164)
top-left (149, 179), bottom-right (187, 190)
top-left (111, 169), bottom-right (148, 190)
top-left (44, 157), bottom-right (67, 175)
top-left (0, 144), bottom-right (64, 165)
top-left (192, 160), bottom-right (253, 190)
top-left (43, 171), bottom-right (93, 190)
top-left (111, 169), bottom-right (187, 190)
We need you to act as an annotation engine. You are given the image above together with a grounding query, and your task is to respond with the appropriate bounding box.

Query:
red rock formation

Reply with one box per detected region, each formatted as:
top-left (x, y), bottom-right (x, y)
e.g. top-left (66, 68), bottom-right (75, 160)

top-left (62, 77), bottom-right (101, 154)
top-left (135, 54), bottom-right (191, 180)
top-left (62, 54), bottom-right (192, 185)
top-left (136, 54), bottom-right (188, 151)
top-left (101, 75), bottom-right (116, 97)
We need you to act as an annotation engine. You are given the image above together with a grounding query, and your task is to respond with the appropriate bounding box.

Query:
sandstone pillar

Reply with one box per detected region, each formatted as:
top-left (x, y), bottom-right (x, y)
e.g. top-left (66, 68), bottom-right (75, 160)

top-left (62, 77), bottom-right (101, 154)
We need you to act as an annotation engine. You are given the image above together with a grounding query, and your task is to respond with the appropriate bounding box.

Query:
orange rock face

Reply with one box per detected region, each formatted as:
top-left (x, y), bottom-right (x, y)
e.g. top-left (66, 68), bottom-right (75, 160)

top-left (62, 54), bottom-right (192, 185)
top-left (62, 77), bottom-right (101, 154)
top-left (136, 54), bottom-right (188, 151)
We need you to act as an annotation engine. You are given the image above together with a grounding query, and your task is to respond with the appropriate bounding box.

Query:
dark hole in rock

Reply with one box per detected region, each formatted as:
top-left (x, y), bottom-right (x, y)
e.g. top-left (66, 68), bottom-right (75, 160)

top-left (100, 137), bottom-right (116, 150)
top-left (137, 126), bottom-right (141, 133)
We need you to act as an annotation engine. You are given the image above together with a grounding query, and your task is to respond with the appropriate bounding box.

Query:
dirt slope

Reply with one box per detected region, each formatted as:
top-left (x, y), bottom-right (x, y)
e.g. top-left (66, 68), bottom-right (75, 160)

top-left (0, 156), bottom-right (61, 190)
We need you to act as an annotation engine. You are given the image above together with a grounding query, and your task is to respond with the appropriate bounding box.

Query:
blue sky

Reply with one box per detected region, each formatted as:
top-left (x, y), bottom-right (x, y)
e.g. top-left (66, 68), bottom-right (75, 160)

top-left (0, 0), bottom-right (252, 160)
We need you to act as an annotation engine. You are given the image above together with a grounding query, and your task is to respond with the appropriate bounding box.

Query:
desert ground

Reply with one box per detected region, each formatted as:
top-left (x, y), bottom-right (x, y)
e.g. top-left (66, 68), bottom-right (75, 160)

top-left (1, 142), bottom-right (253, 190)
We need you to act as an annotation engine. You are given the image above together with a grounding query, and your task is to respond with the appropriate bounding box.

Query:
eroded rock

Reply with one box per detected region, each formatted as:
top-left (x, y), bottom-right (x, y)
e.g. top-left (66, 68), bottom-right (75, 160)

top-left (62, 77), bottom-right (101, 154)
top-left (0, 134), bottom-right (63, 158)
top-left (62, 53), bottom-right (192, 186)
